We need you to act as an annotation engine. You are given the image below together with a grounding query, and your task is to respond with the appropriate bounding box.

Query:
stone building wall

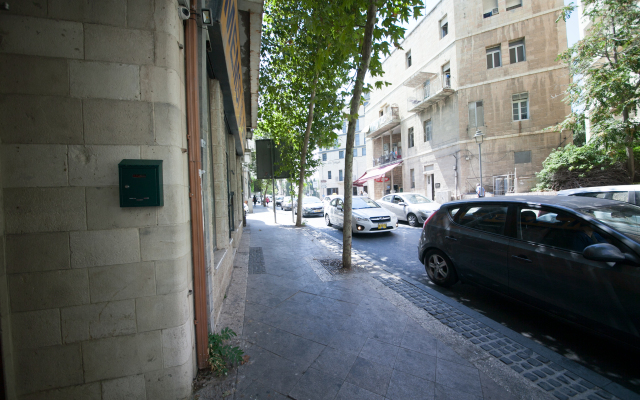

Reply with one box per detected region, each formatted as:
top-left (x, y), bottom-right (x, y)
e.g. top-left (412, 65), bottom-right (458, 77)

top-left (0, 1), bottom-right (197, 398)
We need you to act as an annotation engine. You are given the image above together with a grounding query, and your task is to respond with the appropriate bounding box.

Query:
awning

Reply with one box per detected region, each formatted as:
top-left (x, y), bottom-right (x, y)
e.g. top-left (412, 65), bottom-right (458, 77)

top-left (353, 161), bottom-right (402, 187)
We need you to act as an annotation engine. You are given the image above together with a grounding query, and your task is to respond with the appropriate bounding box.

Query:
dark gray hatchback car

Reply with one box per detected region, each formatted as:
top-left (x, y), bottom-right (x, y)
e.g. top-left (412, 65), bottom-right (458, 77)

top-left (418, 195), bottom-right (640, 340)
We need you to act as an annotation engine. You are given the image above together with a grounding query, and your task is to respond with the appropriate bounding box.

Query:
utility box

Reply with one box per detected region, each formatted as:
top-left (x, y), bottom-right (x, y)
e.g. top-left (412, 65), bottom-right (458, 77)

top-left (118, 159), bottom-right (164, 207)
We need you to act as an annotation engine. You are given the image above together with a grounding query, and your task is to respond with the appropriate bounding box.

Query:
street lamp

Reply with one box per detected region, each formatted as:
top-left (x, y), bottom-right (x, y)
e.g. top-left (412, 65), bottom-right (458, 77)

top-left (474, 130), bottom-right (484, 190)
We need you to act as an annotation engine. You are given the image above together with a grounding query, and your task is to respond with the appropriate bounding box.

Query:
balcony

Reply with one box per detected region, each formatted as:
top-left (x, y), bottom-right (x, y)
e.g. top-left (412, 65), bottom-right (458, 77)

top-left (405, 72), bottom-right (455, 113)
top-left (367, 106), bottom-right (400, 139)
top-left (373, 152), bottom-right (402, 167)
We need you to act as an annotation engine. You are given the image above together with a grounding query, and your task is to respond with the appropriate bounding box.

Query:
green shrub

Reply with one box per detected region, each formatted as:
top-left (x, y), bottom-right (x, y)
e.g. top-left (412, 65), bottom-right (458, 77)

top-left (207, 328), bottom-right (244, 376)
top-left (535, 143), bottom-right (630, 191)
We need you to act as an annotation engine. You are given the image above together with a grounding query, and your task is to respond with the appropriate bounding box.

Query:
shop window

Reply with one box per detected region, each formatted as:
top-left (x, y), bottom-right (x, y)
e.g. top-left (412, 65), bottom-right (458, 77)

top-left (486, 46), bottom-right (501, 69)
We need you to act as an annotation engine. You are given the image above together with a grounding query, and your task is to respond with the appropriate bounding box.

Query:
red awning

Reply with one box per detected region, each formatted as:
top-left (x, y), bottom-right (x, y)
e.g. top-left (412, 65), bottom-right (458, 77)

top-left (353, 161), bottom-right (402, 187)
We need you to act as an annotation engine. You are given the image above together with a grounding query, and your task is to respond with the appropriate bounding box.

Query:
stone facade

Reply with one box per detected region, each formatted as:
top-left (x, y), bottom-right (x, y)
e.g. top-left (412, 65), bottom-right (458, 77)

top-left (0, 0), bottom-right (259, 398)
top-left (363, 0), bottom-right (571, 202)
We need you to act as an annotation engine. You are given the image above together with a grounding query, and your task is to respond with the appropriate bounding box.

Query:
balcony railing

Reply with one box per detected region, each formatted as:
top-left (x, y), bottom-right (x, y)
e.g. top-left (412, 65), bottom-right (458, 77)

top-left (406, 76), bottom-right (455, 112)
top-left (373, 152), bottom-right (402, 167)
top-left (367, 106), bottom-right (400, 138)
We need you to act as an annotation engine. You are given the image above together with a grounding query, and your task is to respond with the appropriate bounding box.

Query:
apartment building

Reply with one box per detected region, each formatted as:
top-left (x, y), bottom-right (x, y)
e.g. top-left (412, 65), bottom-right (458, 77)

top-left (362, 0), bottom-right (571, 202)
top-left (315, 108), bottom-right (368, 196)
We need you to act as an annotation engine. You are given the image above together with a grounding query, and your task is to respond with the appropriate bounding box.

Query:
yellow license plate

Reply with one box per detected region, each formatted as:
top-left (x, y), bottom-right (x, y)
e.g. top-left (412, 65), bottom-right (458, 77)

top-left (378, 223), bottom-right (387, 229)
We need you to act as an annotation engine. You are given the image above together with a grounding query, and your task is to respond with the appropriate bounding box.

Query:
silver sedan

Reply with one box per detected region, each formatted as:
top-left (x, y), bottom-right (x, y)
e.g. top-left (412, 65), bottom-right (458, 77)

top-left (377, 193), bottom-right (440, 227)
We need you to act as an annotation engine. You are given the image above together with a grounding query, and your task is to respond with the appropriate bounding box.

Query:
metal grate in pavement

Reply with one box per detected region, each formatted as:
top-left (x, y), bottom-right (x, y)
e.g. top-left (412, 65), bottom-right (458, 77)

top-left (248, 247), bottom-right (265, 274)
top-left (373, 275), bottom-right (618, 400)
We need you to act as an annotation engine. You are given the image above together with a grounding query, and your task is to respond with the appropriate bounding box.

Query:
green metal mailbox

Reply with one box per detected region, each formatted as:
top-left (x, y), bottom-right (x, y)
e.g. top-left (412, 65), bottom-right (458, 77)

top-left (118, 159), bottom-right (164, 207)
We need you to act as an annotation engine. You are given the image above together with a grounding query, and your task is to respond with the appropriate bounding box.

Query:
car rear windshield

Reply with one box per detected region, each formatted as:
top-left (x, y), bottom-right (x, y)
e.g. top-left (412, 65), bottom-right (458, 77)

top-left (577, 203), bottom-right (640, 242)
top-left (353, 197), bottom-right (381, 209)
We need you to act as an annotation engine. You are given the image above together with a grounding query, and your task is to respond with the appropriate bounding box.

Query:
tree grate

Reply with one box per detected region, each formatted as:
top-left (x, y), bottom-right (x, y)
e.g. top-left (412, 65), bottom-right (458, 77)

top-left (317, 258), bottom-right (367, 276)
top-left (248, 247), bottom-right (265, 274)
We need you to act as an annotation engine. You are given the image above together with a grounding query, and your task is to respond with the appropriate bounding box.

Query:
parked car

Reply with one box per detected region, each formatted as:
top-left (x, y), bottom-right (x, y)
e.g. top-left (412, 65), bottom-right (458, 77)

top-left (294, 196), bottom-right (324, 217)
top-left (281, 196), bottom-right (294, 211)
top-left (325, 196), bottom-right (398, 233)
top-left (377, 193), bottom-right (441, 227)
top-left (275, 196), bottom-right (284, 207)
top-left (322, 195), bottom-right (341, 214)
top-left (558, 185), bottom-right (640, 206)
top-left (418, 195), bottom-right (640, 341)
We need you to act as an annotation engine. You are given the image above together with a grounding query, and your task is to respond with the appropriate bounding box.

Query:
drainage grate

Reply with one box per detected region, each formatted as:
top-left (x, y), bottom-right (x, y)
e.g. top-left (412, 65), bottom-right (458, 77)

top-left (373, 275), bottom-right (617, 400)
top-left (248, 247), bottom-right (265, 274)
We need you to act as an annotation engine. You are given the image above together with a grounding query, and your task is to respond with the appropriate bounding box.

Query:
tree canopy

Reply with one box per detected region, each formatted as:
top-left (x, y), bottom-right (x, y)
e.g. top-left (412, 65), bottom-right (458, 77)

top-left (557, 0), bottom-right (640, 179)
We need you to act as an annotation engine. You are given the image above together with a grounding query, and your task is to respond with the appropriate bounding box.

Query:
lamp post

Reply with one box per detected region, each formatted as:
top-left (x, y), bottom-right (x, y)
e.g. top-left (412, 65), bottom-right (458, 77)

top-left (474, 130), bottom-right (484, 190)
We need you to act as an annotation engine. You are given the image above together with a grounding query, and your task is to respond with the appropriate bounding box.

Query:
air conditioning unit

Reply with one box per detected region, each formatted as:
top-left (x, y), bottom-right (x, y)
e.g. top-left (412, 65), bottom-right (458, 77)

top-left (492, 8), bottom-right (499, 14)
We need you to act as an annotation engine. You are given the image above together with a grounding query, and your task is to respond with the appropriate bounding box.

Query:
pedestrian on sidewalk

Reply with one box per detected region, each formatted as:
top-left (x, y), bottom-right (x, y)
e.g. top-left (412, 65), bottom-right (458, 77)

top-left (252, 195), bottom-right (257, 206)
top-left (476, 183), bottom-right (485, 198)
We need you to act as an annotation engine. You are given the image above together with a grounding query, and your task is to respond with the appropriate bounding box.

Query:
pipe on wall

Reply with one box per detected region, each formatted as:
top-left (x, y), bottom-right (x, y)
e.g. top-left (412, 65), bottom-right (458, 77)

top-left (185, 1), bottom-right (209, 370)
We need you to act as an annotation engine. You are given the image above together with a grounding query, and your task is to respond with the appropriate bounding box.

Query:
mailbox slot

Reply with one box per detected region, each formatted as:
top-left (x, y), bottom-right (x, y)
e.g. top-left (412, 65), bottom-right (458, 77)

top-left (118, 159), bottom-right (164, 207)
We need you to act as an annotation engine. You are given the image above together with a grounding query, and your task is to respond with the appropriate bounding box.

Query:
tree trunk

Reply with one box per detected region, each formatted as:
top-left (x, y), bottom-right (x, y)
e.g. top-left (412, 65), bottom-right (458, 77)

top-left (623, 107), bottom-right (635, 181)
top-left (342, 0), bottom-right (377, 268)
top-left (296, 73), bottom-right (319, 226)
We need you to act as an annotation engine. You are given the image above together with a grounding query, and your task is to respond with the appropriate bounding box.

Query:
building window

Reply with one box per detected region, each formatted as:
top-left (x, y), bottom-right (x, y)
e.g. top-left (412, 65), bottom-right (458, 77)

top-left (483, 0), bottom-right (498, 17)
top-left (468, 101), bottom-right (484, 127)
top-left (406, 50), bottom-right (412, 68)
top-left (506, 0), bottom-right (523, 11)
top-left (424, 120), bottom-right (432, 142)
top-left (322, 153), bottom-right (327, 161)
top-left (440, 16), bottom-right (448, 38)
top-left (410, 169), bottom-right (415, 188)
top-left (442, 63), bottom-right (451, 88)
top-left (355, 133), bottom-right (360, 146)
top-left (362, 147), bottom-right (366, 156)
top-left (379, 109), bottom-right (384, 117)
top-left (509, 39), bottom-right (526, 63)
top-left (353, 148), bottom-right (357, 157)
top-left (408, 127), bottom-right (415, 148)
top-left (328, 171), bottom-right (332, 179)
top-left (339, 170), bottom-right (343, 181)
top-left (514, 150), bottom-right (532, 164)
top-left (339, 150), bottom-right (344, 159)
top-left (356, 118), bottom-right (360, 132)
top-left (512, 93), bottom-right (529, 121)
top-left (486, 46), bottom-right (501, 69)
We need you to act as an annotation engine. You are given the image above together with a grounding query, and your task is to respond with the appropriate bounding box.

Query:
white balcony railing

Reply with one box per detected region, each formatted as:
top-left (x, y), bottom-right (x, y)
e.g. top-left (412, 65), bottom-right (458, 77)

top-left (406, 76), bottom-right (454, 112)
top-left (367, 106), bottom-right (400, 138)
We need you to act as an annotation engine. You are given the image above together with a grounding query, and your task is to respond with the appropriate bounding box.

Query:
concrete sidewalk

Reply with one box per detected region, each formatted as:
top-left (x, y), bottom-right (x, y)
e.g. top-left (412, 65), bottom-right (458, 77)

top-left (193, 210), bottom-right (635, 400)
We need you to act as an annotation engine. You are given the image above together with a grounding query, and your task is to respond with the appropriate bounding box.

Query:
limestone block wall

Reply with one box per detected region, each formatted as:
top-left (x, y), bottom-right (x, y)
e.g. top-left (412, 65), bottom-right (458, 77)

top-left (0, 1), bottom-right (196, 398)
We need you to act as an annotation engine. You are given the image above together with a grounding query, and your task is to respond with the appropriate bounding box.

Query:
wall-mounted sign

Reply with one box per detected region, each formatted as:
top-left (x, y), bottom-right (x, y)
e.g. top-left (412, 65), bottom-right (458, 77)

top-left (435, 183), bottom-right (441, 188)
top-left (206, 0), bottom-right (247, 155)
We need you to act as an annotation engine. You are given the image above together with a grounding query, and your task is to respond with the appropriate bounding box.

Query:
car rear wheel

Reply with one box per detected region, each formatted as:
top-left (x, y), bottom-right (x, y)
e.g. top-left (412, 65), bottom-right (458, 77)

top-left (424, 250), bottom-right (458, 287)
top-left (325, 214), bottom-right (332, 226)
top-left (407, 213), bottom-right (419, 227)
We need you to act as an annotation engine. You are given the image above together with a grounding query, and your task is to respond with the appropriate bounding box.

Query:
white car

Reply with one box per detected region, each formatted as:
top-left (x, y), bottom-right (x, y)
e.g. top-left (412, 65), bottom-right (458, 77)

top-left (294, 196), bottom-right (324, 217)
top-left (377, 193), bottom-right (441, 227)
top-left (322, 194), bottom-right (341, 215)
top-left (281, 196), bottom-right (294, 210)
top-left (557, 185), bottom-right (640, 206)
top-left (325, 196), bottom-right (398, 233)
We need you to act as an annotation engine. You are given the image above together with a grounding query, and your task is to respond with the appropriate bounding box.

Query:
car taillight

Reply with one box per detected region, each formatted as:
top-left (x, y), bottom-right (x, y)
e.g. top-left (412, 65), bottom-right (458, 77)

top-left (423, 211), bottom-right (437, 229)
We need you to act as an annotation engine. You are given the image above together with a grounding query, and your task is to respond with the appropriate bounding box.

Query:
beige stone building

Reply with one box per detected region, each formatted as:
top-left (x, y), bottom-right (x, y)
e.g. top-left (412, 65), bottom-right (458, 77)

top-left (0, 0), bottom-right (262, 398)
top-left (362, 0), bottom-right (572, 202)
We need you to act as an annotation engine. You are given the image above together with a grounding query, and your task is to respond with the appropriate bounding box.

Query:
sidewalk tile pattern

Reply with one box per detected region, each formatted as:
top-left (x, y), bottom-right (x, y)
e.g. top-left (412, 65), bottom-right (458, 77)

top-left (373, 275), bottom-right (617, 400)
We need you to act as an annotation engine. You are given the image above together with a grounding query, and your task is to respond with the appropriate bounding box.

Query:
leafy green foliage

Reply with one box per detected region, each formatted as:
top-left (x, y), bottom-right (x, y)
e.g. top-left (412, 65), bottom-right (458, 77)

top-left (535, 143), bottom-right (631, 191)
top-left (207, 328), bottom-right (244, 376)
top-left (556, 0), bottom-right (640, 176)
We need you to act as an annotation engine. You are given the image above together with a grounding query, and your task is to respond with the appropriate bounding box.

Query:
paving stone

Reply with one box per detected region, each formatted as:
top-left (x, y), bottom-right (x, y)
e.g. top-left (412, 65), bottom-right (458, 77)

top-left (345, 357), bottom-right (393, 397)
top-left (549, 363), bottom-right (564, 372)
top-left (335, 381), bottom-right (383, 400)
top-left (499, 357), bottom-right (513, 365)
top-left (385, 369), bottom-right (435, 400)
top-left (570, 383), bottom-right (586, 393)
top-left (595, 390), bottom-right (613, 399)
top-left (393, 347), bottom-right (436, 382)
top-left (533, 370), bottom-right (546, 378)
top-left (548, 379), bottom-right (562, 387)
top-left (537, 356), bottom-right (550, 364)
top-left (311, 346), bottom-right (358, 380)
top-left (523, 373), bottom-right (539, 382)
top-left (565, 372), bottom-right (579, 381)
top-left (558, 387), bottom-right (577, 397)
top-left (521, 362), bottom-right (532, 370)
top-left (553, 392), bottom-right (569, 400)
top-left (538, 382), bottom-right (554, 391)
top-left (288, 367), bottom-right (343, 400)
top-left (435, 359), bottom-right (482, 396)
top-left (579, 380), bottom-right (596, 389)
top-left (511, 366), bottom-right (524, 373)
top-left (541, 367), bottom-right (554, 375)
top-left (359, 339), bottom-right (400, 368)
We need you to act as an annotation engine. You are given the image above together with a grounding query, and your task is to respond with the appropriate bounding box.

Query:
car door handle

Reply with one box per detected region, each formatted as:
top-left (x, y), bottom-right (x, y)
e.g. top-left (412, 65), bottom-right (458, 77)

top-left (445, 236), bottom-right (457, 241)
top-left (511, 255), bottom-right (532, 263)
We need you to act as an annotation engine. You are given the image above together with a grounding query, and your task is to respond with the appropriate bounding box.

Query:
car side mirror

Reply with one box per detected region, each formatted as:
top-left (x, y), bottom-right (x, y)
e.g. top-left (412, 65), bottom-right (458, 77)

top-left (583, 243), bottom-right (626, 263)
top-left (399, 202), bottom-right (407, 206)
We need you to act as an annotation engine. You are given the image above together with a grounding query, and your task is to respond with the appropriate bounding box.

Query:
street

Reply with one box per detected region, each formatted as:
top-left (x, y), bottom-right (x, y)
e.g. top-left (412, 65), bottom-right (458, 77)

top-left (254, 204), bottom-right (640, 394)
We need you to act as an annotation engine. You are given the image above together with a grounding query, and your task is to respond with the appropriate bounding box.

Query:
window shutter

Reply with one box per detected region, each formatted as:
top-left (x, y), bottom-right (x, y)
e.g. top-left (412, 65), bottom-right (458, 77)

top-left (469, 102), bottom-right (476, 126)
top-left (486, 53), bottom-right (493, 69)
top-left (509, 47), bottom-right (516, 63)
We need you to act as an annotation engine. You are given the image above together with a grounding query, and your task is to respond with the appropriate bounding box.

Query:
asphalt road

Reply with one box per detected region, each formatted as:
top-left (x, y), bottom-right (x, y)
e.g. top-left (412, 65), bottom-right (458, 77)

top-left (252, 204), bottom-right (640, 394)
